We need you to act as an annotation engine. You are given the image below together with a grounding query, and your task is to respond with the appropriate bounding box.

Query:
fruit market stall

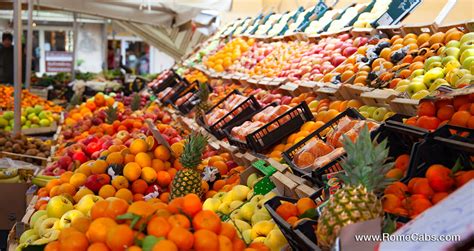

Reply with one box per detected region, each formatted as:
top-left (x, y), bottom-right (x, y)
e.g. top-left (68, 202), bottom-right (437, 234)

top-left (3, 1), bottom-right (474, 251)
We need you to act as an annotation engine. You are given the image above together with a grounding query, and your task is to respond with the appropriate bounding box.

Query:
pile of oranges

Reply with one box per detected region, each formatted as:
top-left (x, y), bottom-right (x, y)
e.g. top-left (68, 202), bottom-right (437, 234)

top-left (275, 197), bottom-right (320, 227)
top-left (0, 85), bottom-right (63, 112)
top-left (405, 94), bottom-right (474, 130)
top-left (43, 194), bottom-right (268, 251)
top-left (204, 38), bottom-right (254, 72)
top-left (383, 164), bottom-right (474, 219)
top-left (64, 93), bottom-right (117, 127)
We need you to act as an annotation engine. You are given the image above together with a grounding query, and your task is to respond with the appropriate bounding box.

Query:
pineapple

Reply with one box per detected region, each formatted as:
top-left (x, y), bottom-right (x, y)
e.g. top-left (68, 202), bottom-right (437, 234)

top-left (170, 132), bottom-right (208, 199)
top-left (105, 105), bottom-right (118, 124)
top-left (316, 126), bottom-right (393, 249)
top-left (196, 82), bottom-right (212, 113)
top-left (131, 92), bottom-right (141, 111)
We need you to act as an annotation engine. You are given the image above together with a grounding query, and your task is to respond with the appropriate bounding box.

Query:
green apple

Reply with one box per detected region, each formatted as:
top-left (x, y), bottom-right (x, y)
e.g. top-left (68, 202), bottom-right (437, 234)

top-left (4, 126), bottom-right (12, 131)
top-left (251, 211), bottom-right (272, 226)
top-left (230, 201), bottom-right (244, 210)
top-left (38, 217), bottom-right (59, 236)
top-left (407, 81), bottom-right (428, 97)
top-left (410, 69), bottom-right (425, 79)
top-left (231, 185), bottom-right (251, 201)
top-left (441, 56), bottom-right (458, 66)
top-left (359, 111), bottom-right (370, 118)
top-left (429, 79), bottom-right (450, 92)
top-left (308, 100), bottom-right (320, 110)
top-left (239, 202), bottom-right (257, 221)
top-left (20, 116), bottom-right (26, 125)
top-left (246, 173), bottom-right (259, 188)
top-left (2, 111), bottom-right (13, 120)
top-left (25, 107), bottom-right (35, 115)
top-left (47, 196), bottom-right (74, 218)
top-left (460, 32), bottom-right (474, 45)
top-left (460, 42), bottom-right (474, 55)
top-left (446, 40), bottom-right (460, 48)
top-left (444, 48), bottom-right (460, 60)
top-left (424, 56), bottom-right (442, 71)
top-left (59, 210), bottom-right (84, 229)
top-left (250, 221), bottom-right (275, 239)
top-left (213, 192), bottom-right (226, 202)
top-left (411, 90), bottom-right (430, 100)
top-left (217, 202), bottom-right (232, 215)
top-left (38, 111), bottom-right (48, 120)
top-left (383, 112), bottom-right (396, 121)
top-left (395, 85), bottom-right (409, 92)
top-left (30, 210), bottom-right (47, 226)
top-left (423, 67), bottom-right (445, 87)
top-left (462, 56), bottom-right (474, 71)
top-left (75, 194), bottom-right (103, 216)
top-left (427, 61), bottom-right (443, 71)
top-left (39, 119), bottom-right (51, 127)
top-left (460, 48), bottom-right (474, 63)
top-left (455, 73), bottom-right (474, 87)
top-left (366, 106), bottom-right (377, 118)
top-left (264, 229), bottom-right (287, 251)
top-left (33, 105), bottom-right (43, 115)
top-left (203, 198), bottom-right (221, 212)
top-left (27, 113), bottom-right (36, 120)
top-left (372, 107), bottom-right (389, 122)
top-left (396, 79), bottom-right (410, 88)
top-left (19, 229), bottom-right (39, 244)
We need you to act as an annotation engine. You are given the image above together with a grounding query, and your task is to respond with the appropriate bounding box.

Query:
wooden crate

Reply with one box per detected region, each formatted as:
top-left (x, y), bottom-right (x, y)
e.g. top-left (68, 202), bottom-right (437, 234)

top-left (298, 81), bottom-right (319, 93)
top-left (402, 23), bottom-right (437, 35)
top-left (350, 28), bottom-right (374, 38)
top-left (22, 122), bottom-right (58, 136)
top-left (373, 25), bottom-right (405, 37)
top-left (339, 84), bottom-right (373, 101)
top-left (389, 97), bottom-right (419, 116)
top-left (0, 151), bottom-right (49, 167)
top-left (360, 89), bottom-right (399, 106)
top-left (436, 20), bottom-right (473, 33)
top-left (29, 87), bottom-right (49, 100)
top-left (278, 83), bottom-right (302, 96)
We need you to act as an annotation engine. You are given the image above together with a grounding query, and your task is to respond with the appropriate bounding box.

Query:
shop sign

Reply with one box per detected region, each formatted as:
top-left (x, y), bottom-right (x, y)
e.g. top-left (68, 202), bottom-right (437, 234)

top-left (45, 51), bottom-right (73, 72)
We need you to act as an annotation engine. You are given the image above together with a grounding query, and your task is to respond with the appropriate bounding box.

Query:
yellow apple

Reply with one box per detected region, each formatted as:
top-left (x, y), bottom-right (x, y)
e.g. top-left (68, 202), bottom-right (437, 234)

top-left (202, 198), bottom-right (221, 212)
top-left (46, 196), bottom-right (74, 218)
top-left (251, 221), bottom-right (275, 239)
top-left (231, 185), bottom-right (251, 201)
top-left (264, 229), bottom-right (287, 251)
top-left (59, 210), bottom-right (85, 229)
top-left (75, 194), bottom-right (103, 216)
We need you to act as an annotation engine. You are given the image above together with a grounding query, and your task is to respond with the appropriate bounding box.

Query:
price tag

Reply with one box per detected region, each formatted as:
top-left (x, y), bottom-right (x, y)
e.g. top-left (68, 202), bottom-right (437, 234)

top-left (375, 0), bottom-right (422, 26)
top-left (145, 120), bottom-right (172, 153)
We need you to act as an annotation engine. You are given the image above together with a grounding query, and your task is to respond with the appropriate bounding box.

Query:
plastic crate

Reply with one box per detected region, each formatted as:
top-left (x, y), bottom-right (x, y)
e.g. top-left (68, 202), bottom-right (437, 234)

top-left (197, 90), bottom-right (262, 140)
top-left (159, 77), bottom-right (190, 104)
top-left (226, 102), bottom-right (314, 152)
top-left (264, 189), bottom-right (324, 251)
top-left (282, 108), bottom-right (365, 185)
top-left (293, 219), bottom-right (321, 251)
top-left (152, 70), bottom-right (181, 94)
top-left (176, 83), bottom-right (213, 115)
top-left (165, 80), bottom-right (197, 105)
top-left (405, 125), bottom-right (474, 180)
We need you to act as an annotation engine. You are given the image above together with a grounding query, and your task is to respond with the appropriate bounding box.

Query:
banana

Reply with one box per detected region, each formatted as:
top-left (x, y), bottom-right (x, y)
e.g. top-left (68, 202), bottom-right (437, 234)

top-left (32, 176), bottom-right (57, 187)
top-left (0, 168), bottom-right (18, 179)
top-left (0, 175), bottom-right (20, 183)
top-left (35, 175), bottom-right (58, 180)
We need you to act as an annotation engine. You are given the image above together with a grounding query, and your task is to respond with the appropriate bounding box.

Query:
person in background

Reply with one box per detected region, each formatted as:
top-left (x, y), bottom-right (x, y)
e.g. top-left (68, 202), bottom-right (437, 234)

top-left (0, 33), bottom-right (14, 84)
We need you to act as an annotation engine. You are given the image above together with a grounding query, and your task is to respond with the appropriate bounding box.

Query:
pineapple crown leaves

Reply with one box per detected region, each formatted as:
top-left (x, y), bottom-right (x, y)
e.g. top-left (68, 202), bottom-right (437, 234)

top-left (338, 125), bottom-right (394, 193)
top-left (105, 104), bottom-right (118, 124)
top-left (131, 92), bottom-right (141, 111)
top-left (179, 132), bottom-right (209, 169)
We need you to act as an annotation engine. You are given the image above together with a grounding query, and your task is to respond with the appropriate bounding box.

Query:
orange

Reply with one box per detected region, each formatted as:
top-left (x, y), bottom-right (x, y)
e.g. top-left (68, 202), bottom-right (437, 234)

top-left (382, 194), bottom-right (402, 213)
top-left (135, 152), bottom-right (152, 168)
top-left (71, 216), bottom-right (91, 234)
top-left (170, 142), bottom-right (185, 156)
top-left (468, 116), bottom-right (474, 129)
top-left (219, 222), bottom-right (237, 240)
top-left (167, 226), bottom-right (194, 250)
top-left (212, 160), bottom-right (228, 175)
top-left (44, 241), bottom-right (61, 251)
top-left (45, 179), bottom-right (61, 193)
top-left (218, 235), bottom-right (233, 251)
top-left (168, 214), bottom-right (191, 229)
top-left (183, 193), bottom-right (202, 217)
top-left (232, 238), bottom-right (246, 251)
top-left (154, 145), bottom-right (171, 161)
top-left (141, 167), bottom-right (157, 183)
top-left (106, 224), bottom-right (134, 251)
top-left (60, 171), bottom-right (73, 183)
top-left (394, 154), bottom-right (410, 171)
top-left (159, 192), bottom-right (170, 203)
top-left (151, 159), bottom-right (166, 172)
top-left (194, 229), bottom-right (219, 251)
top-left (111, 176), bottom-right (129, 190)
top-left (131, 179), bottom-right (148, 194)
top-left (386, 168), bottom-right (404, 180)
top-left (98, 185), bottom-right (116, 199)
top-left (437, 105), bottom-right (455, 121)
top-left (91, 159), bottom-right (108, 174)
top-left (123, 162), bottom-right (141, 181)
top-left (69, 173), bottom-right (87, 188)
top-left (323, 109), bottom-right (339, 123)
top-left (276, 202), bottom-right (298, 220)
top-left (73, 188), bottom-right (93, 203)
top-left (59, 183), bottom-right (77, 196)
top-left (86, 217), bottom-right (117, 243)
top-left (192, 210), bottom-right (221, 233)
top-left (329, 100), bottom-right (341, 110)
top-left (115, 188), bottom-right (134, 203)
top-left (127, 201), bottom-right (156, 228)
top-left (59, 228), bottom-right (89, 251)
top-left (87, 242), bottom-right (110, 251)
top-left (213, 180), bottom-right (226, 191)
top-left (296, 197), bottom-right (317, 215)
top-left (147, 216), bottom-right (171, 237)
top-left (106, 152), bottom-right (124, 165)
top-left (453, 95), bottom-right (470, 110)
top-left (450, 111), bottom-right (471, 127)
top-left (418, 101), bottom-right (436, 117)
top-left (130, 139), bottom-right (148, 154)
top-left (152, 240), bottom-right (178, 251)
top-left (124, 153), bottom-right (136, 164)
top-left (156, 171), bottom-right (171, 187)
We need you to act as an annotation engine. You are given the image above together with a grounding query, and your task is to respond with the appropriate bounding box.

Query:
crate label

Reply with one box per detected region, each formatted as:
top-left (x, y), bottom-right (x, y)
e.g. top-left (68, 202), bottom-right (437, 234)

top-left (322, 171), bottom-right (345, 197)
top-left (145, 120), bottom-right (172, 153)
top-left (375, 0), bottom-right (421, 26)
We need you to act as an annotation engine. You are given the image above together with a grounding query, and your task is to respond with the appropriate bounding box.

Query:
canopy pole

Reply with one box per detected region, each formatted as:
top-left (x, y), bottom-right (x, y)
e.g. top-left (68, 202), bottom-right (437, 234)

top-left (25, 0), bottom-right (34, 89)
top-left (13, 0), bottom-right (23, 136)
top-left (72, 12), bottom-right (78, 80)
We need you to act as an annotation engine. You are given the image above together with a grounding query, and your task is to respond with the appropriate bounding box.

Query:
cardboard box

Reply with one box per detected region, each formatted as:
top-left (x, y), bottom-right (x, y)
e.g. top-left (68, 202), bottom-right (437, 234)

top-left (0, 183), bottom-right (29, 230)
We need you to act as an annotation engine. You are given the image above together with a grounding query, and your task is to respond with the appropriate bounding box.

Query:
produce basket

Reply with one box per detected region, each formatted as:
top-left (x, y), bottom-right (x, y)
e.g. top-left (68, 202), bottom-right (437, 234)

top-left (405, 125), bottom-right (474, 180)
top-left (264, 189), bottom-right (324, 251)
top-left (165, 81), bottom-right (198, 106)
top-left (293, 219), bottom-right (320, 251)
top-left (151, 69), bottom-right (182, 94)
top-left (197, 90), bottom-right (262, 140)
top-left (226, 102), bottom-right (314, 152)
top-left (158, 77), bottom-right (190, 104)
top-left (282, 108), bottom-right (365, 185)
top-left (175, 83), bottom-right (213, 115)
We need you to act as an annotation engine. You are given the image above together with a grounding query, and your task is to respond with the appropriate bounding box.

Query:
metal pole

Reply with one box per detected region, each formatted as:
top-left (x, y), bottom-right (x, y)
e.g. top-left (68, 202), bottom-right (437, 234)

top-left (25, 0), bottom-right (34, 89)
top-left (13, 0), bottom-right (23, 136)
top-left (71, 12), bottom-right (78, 80)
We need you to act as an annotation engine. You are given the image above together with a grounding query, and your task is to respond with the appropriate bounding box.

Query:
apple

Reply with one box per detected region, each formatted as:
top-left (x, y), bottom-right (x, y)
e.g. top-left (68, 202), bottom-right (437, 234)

top-left (246, 173), bottom-right (259, 188)
top-left (383, 112), bottom-right (396, 121)
top-left (455, 73), bottom-right (474, 87)
top-left (407, 81), bottom-right (428, 97)
top-left (410, 69), bottom-right (425, 79)
top-left (372, 107), bottom-right (389, 122)
top-left (429, 79), bottom-right (450, 92)
top-left (234, 219), bottom-right (252, 233)
top-left (446, 40), bottom-right (460, 48)
top-left (75, 194), bottom-right (103, 215)
top-left (251, 221), bottom-right (276, 240)
top-left (396, 79), bottom-right (410, 88)
top-left (460, 32), bottom-right (474, 45)
top-left (58, 210), bottom-right (84, 229)
top-left (38, 217), bottom-right (59, 236)
top-left (251, 211), bottom-right (272, 226)
top-left (424, 56), bottom-right (442, 71)
top-left (423, 67), bottom-right (445, 87)
top-left (411, 90), bottom-right (431, 100)
top-left (242, 229), bottom-right (253, 243)
top-left (444, 46), bottom-right (461, 58)
top-left (395, 85), bottom-right (409, 92)
top-left (460, 48), bottom-right (474, 63)
top-left (47, 196), bottom-right (74, 218)
top-left (217, 202), bottom-right (232, 215)
top-left (264, 229), bottom-right (287, 251)
top-left (462, 56), bottom-right (474, 71)
top-left (202, 198), bottom-right (221, 211)
top-left (239, 202), bottom-right (257, 221)
top-left (231, 185), bottom-right (251, 201)
top-left (19, 229), bottom-right (39, 244)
